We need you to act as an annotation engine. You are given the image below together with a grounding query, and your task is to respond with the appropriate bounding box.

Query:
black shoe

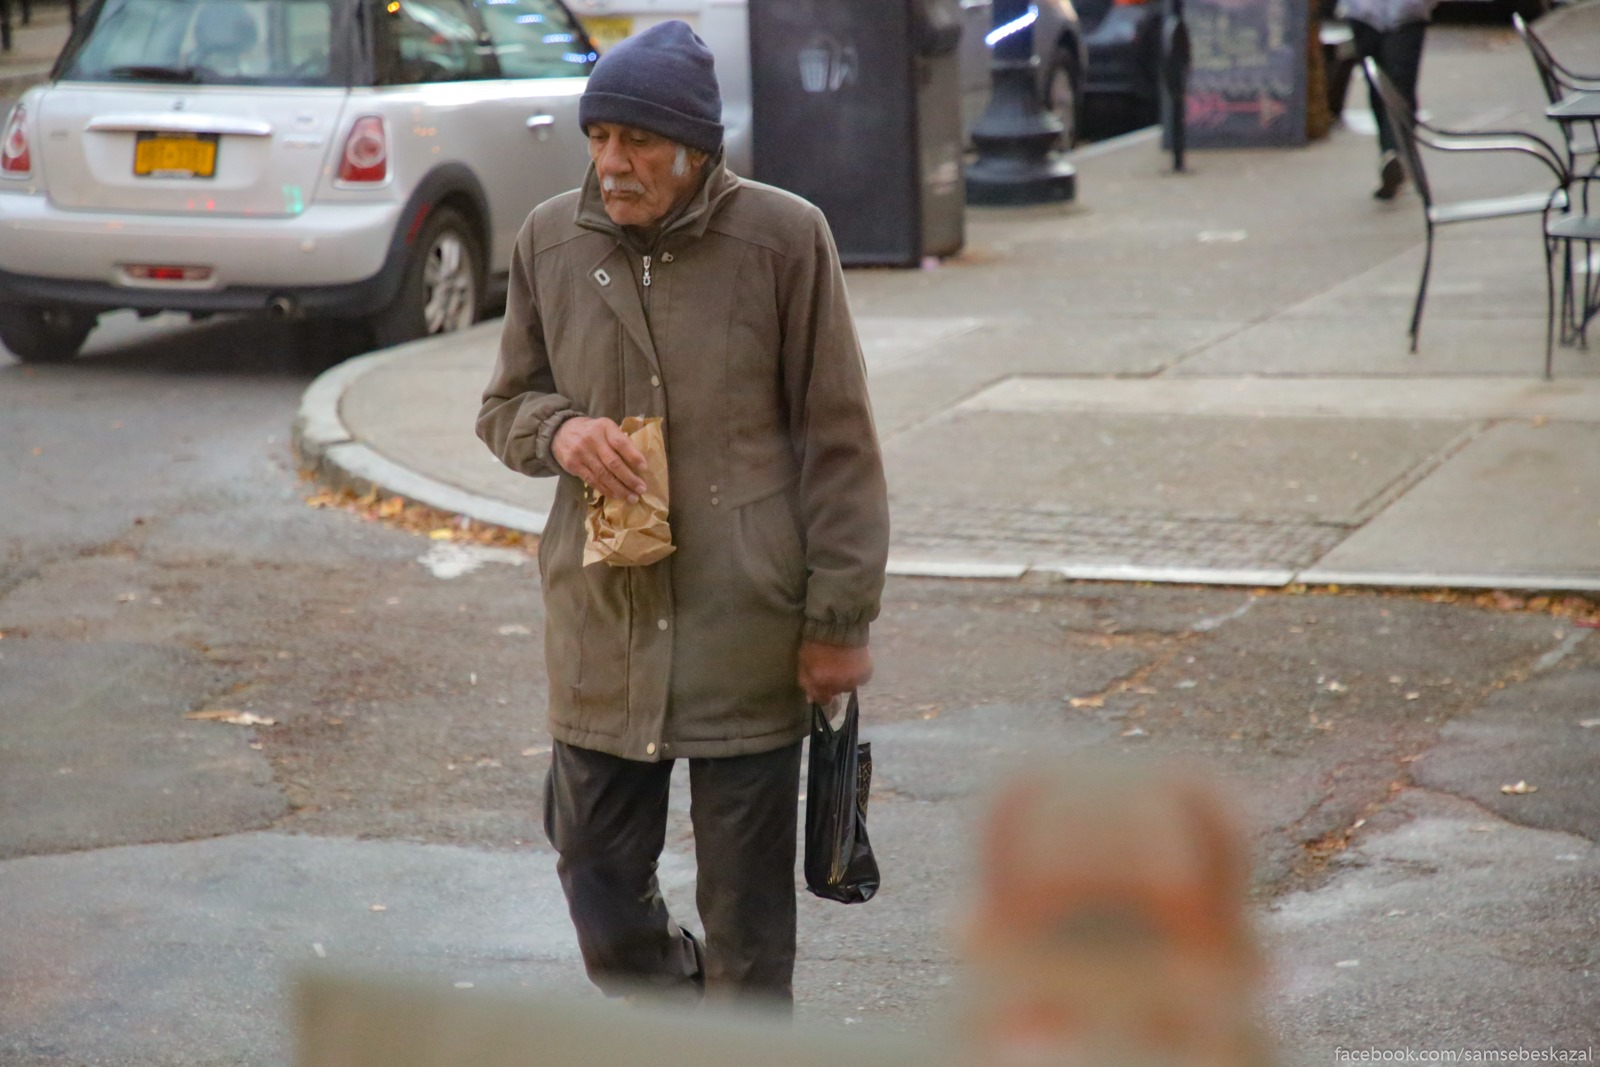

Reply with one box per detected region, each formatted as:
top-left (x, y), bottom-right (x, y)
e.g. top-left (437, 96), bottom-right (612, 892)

top-left (1374, 152), bottom-right (1404, 200)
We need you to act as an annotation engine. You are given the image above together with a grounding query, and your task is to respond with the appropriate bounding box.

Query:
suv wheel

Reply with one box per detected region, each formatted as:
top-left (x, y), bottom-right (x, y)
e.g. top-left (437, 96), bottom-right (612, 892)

top-left (369, 207), bottom-right (483, 349)
top-left (0, 306), bottom-right (96, 364)
top-left (1047, 51), bottom-right (1081, 147)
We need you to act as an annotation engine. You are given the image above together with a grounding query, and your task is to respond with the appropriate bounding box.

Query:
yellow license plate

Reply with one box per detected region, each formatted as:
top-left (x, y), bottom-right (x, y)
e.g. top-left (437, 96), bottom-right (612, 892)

top-left (582, 14), bottom-right (633, 53)
top-left (133, 133), bottom-right (218, 178)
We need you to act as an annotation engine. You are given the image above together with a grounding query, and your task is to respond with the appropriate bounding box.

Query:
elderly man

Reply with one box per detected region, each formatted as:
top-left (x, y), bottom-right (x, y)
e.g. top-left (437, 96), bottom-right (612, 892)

top-left (476, 21), bottom-right (889, 1006)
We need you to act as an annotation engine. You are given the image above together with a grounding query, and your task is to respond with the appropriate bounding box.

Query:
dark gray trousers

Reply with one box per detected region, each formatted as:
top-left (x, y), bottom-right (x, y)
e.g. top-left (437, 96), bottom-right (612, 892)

top-left (1351, 19), bottom-right (1427, 159)
top-left (543, 739), bottom-right (803, 1006)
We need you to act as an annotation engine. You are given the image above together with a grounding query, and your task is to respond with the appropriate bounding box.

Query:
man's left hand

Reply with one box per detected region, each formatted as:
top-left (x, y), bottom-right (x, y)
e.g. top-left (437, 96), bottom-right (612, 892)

top-left (798, 641), bottom-right (873, 705)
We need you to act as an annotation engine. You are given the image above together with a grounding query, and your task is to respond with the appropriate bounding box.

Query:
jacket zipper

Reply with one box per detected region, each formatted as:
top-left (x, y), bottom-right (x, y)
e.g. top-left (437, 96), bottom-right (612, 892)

top-left (642, 254), bottom-right (652, 288)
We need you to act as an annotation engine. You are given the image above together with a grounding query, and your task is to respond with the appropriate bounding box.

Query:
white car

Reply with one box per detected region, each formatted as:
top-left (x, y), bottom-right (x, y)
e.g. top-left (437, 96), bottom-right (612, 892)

top-left (0, 0), bottom-right (597, 362)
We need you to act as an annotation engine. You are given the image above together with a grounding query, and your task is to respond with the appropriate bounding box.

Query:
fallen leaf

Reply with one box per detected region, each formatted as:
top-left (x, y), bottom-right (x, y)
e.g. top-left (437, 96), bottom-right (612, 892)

top-left (1385, 909), bottom-right (1406, 918)
top-left (428, 528), bottom-right (455, 541)
top-left (496, 624), bottom-right (533, 636)
top-left (1500, 780), bottom-right (1538, 795)
top-left (521, 745), bottom-right (551, 757)
top-left (1579, 718), bottom-right (1600, 729)
top-left (1388, 675), bottom-right (1404, 685)
top-left (1068, 695), bottom-right (1104, 709)
top-left (1121, 726), bottom-right (1148, 738)
top-left (186, 710), bottom-right (277, 726)
top-left (1405, 692), bottom-right (1421, 701)
top-left (1335, 959), bottom-right (1360, 969)
top-left (1322, 680), bottom-right (1347, 693)
top-left (369, 904), bottom-right (387, 912)
top-left (116, 592), bottom-right (138, 603)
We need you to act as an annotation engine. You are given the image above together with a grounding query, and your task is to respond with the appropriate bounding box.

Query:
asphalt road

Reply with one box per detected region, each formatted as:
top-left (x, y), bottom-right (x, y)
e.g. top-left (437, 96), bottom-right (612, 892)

top-left (2, 310), bottom-right (1597, 1065)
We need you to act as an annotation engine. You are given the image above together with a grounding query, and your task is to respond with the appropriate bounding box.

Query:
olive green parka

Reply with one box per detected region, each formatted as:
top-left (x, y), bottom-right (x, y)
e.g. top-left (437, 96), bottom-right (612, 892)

top-left (477, 157), bottom-right (889, 762)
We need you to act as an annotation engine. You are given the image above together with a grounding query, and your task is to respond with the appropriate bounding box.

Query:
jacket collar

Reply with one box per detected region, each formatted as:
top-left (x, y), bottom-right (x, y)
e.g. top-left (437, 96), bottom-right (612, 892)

top-left (574, 149), bottom-right (741, 248)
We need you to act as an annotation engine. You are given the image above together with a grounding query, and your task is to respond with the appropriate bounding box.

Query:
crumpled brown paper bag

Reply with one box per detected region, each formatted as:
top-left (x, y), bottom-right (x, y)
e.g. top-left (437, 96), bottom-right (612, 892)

top-left (583, 416), bottom-right (675, 568)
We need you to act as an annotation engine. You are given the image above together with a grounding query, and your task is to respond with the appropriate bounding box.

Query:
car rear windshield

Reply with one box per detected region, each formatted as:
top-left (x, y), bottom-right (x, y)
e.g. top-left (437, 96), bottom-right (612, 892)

top-left (57, 0), bottom-right (354, 86)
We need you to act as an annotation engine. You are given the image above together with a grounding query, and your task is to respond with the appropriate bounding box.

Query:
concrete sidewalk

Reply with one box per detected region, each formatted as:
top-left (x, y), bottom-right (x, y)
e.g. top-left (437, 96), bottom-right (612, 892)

top-left (296, 6), bottom-right (1600, 593)
top-left (0, 0), bottom-right (73, 102)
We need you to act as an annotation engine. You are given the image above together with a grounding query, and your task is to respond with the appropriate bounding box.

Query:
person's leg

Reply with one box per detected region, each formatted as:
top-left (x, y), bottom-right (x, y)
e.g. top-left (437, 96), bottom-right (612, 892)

top-left (1380, 20), bottom-right (1427, 131)
top-left (544, 742), bottom-right (702, 999)
top-left (688, 741), bottom-right (804, 1008)
top-left (1349, 19), bottom-right (1393, 157)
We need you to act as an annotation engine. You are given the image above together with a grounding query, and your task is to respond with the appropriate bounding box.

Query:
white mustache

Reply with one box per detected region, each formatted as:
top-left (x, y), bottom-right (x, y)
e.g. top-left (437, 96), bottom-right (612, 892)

top-left (601, 175), bottom-right (646, 195)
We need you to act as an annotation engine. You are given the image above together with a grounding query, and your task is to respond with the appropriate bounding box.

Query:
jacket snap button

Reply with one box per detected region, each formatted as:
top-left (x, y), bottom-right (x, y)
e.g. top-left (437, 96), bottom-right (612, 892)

top-left (709, 485), bottom-right (718, 493)
top-left (657, 618), bottom-right (668, 631)
top-left (650, 375), bottom-right (661, 388)
top-left (647, 742), bottom-right (657, 755)
top-left (711, 497), bottom-right (719, 506)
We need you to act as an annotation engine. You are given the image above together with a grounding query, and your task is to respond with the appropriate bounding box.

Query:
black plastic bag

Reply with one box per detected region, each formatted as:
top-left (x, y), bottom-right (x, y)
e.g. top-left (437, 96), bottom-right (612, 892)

top-left (804, 693), bottom-right (880, 904)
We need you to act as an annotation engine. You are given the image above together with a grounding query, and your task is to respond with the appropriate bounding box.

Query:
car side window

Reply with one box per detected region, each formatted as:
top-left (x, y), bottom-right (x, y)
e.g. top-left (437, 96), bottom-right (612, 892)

top-left (475, 0), bottom-right (594, 79)
top-left (375, 0), bottom-right (491, 85)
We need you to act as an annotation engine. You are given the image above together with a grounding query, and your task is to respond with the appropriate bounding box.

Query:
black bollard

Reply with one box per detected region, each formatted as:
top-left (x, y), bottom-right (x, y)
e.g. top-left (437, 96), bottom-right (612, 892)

top-left (1160, 0), bottom-right (1192, 172)
top-left (965, 0), bottom-right (1076, 205)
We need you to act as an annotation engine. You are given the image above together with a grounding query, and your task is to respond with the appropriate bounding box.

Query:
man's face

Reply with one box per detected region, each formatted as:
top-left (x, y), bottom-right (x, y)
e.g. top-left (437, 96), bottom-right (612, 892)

top-left (587, 122), bottom-right (706, 228)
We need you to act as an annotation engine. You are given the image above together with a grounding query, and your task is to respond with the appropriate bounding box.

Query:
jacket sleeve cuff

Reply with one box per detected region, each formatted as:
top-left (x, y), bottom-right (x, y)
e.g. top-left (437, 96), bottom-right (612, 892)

top-left (802, 617), bottom-right (870, 648)
top-left (535, 409), bottom-right (584, 472)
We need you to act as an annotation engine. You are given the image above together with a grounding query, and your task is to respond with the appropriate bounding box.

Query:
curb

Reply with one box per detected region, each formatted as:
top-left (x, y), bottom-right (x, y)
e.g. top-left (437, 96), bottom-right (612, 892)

top-left (295, 348), bottom-right (1600, 594)
top-left (291, 344), bottom-right (548, 535)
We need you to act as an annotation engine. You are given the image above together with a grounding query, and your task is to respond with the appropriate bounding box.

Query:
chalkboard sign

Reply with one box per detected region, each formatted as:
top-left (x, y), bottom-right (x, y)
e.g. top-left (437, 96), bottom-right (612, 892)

top-left (1184, 0), bottom-right (1308, 148)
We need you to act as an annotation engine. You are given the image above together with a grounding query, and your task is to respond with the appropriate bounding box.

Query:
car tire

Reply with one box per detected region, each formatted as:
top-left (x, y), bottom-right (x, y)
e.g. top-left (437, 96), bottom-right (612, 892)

top-left (1047, 51), bottom-right (1082, 147)
top-left (368, 206), bottom-right (483, 350)
top-left (0, 305), bottom-right (96, 364)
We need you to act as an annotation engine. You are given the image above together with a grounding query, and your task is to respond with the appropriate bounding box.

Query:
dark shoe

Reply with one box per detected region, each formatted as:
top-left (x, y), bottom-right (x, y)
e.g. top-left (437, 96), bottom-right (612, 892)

top-left (684, 927), bottom-right (706, 992)
top-left (1374, 152), bottom-right (1404, 200)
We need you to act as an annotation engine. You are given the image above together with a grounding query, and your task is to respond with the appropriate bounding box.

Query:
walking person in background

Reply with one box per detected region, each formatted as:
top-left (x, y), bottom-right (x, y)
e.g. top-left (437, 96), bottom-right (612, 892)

top-left (476, 21), bottom-right (889, 1009)
top-left (1343, 0), bottom-right (1433, 199)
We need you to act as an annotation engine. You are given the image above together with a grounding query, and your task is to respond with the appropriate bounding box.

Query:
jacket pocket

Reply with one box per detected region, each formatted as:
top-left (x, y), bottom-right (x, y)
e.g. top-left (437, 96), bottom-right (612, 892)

top-left (733, 483), bottom-right (807, 613)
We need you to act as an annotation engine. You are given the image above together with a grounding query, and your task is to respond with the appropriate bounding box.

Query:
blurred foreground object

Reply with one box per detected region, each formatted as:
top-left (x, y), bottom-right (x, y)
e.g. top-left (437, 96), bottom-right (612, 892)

top-left (296, 970), bottom-right (929, 1067)
top-left (961, 758), bottom-right (1276, 1067)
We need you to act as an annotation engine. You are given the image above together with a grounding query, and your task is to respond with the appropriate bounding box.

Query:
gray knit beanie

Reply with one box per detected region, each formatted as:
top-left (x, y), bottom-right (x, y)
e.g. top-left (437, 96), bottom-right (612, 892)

top-left (579, 20), bottom-right (724, 155)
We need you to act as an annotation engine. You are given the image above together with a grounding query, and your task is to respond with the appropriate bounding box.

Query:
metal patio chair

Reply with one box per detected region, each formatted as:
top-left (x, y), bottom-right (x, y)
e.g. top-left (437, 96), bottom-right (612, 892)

top-left (1513, 13), bottom-right (1600, 174)
top-left (1544, 176), bottom-right (1600, 377)
top-left (1362, 58), bottom-right (1569, 365)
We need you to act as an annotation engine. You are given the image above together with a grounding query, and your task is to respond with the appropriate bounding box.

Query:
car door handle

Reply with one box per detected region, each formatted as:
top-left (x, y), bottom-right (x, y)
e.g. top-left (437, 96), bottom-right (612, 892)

top-left (526, 115), bottom-right (555, 129)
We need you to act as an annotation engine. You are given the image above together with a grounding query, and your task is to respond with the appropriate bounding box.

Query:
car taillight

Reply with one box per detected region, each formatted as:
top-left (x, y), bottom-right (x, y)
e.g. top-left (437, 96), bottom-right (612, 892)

top-left (1, 105), bottom-right (31, 178)
top-left (338, 115), bottom-right (387, 184)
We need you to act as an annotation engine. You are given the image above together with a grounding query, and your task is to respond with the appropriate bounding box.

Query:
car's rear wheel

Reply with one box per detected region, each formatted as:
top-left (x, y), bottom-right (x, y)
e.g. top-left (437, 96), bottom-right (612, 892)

top-left (0, 305), bottom-right (97, 364)
top-left (368, 206), bottom-right (483, 349)
top-left (1047, 51), bottom-right (1081, 147)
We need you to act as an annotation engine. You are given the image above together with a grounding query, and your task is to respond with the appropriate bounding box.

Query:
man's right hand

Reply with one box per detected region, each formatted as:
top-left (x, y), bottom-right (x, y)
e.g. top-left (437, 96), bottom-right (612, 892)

top-left (551, 416), bottom-right (650, 502)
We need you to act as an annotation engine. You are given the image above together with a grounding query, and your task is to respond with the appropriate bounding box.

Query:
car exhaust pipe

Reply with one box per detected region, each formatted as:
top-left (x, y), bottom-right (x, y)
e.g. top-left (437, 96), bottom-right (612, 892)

top-left (268, 295), bottom-right (299, 319)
